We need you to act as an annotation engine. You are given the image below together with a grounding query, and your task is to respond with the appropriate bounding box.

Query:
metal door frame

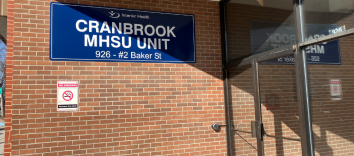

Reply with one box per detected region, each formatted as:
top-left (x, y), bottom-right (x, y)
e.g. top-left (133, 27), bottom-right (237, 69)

top-left (220, 0), bottom-right (354, 155)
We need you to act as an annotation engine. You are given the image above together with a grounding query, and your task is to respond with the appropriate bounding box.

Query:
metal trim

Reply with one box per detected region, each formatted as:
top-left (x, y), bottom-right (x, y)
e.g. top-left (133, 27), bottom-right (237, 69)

top-left (252, 59), bottom-right (264, 156)
top-left (219, 1), bottom-right (232, 156)
top-left (225, 44), bottom-right (296, 69)
top-left (299, 27), bottom-right (354, 48)
top-left (293, 0), bottom-right (315, 155)
top-left (0, 34), bottom-right (6, 45)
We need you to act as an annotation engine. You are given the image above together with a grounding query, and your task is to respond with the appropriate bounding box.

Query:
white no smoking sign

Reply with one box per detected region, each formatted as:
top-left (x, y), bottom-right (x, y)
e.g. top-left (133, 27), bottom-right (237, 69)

top-left (330, 79), bottom-right (342, 100)
top-left (57, 81), bottom-right (79, 111)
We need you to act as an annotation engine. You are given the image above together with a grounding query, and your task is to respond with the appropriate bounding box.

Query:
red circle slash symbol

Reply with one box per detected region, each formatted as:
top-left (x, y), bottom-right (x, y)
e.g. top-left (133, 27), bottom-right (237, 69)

top-left (333, 86), bottom-right (339, 93)
top-left (63, 91), bottom-right (73, 101)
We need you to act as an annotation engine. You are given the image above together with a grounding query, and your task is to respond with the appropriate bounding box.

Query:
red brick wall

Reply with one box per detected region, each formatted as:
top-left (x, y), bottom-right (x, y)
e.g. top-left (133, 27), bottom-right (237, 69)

top-left (5, 0), bottom-right (14, 156)
top-left (7, 0), bottom-right (227, 156)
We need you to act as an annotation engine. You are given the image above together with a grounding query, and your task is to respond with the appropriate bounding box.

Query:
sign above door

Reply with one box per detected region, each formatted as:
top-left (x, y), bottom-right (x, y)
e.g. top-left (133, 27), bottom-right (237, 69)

top-left (50, 2), bottom-right (196, 63)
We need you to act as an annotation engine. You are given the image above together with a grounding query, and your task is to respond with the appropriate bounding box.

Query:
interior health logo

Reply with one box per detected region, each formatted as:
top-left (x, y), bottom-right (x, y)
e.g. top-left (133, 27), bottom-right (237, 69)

top-left (109, 11), bottom-right (120, 18)
top-left (109, 10), bottom-right (150, 19)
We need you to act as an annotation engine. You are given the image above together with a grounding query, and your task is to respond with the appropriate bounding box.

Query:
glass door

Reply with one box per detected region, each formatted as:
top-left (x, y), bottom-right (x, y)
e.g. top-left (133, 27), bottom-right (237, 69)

top-left (224, 0), bottom-right (299, 155)
top-left (222, 0), bottom-right (354, 155)
top-left (302, 1), bottom-right (354, 154)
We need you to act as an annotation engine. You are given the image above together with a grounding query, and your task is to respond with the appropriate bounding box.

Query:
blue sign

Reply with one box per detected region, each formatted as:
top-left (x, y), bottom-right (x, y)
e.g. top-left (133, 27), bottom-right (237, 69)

top-left (250, 21), bottom-right (341, 65)
top-left (50, 2), bottom-right (196, 63)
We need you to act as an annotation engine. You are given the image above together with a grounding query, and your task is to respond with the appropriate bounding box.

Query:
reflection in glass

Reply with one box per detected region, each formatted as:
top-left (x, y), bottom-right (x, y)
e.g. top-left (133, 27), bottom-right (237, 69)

top-left (304, 0), bottom-right (354, 41)
top-left (226, 0), bottom-right (295, 62)
top-left (308, 35), bottom-right (354, 155)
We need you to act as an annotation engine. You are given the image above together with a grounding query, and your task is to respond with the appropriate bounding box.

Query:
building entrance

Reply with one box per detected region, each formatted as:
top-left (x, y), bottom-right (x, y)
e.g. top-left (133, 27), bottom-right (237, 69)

top-left (220, 0), bottom-right (354, 155)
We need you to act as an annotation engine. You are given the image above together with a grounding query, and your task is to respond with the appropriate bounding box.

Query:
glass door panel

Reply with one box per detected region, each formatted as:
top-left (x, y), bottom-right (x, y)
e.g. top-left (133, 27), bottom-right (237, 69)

top-left (259, 62), bottom-right (301, 156)
top-left (303, 0), bottom-right (354, 42)
top-left (307, 36), bottom-right (354, 155)
top-left (226, 0), bottom-right (295, 62)
top-left (228, 65), bottom-right (258, 155)
top-left (225, 0), bottom-right (299, 155)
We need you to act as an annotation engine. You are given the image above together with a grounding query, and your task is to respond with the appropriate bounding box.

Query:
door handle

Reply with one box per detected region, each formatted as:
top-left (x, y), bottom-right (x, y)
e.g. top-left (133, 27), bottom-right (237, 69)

top-left (211, 123), bottom-right (226, 131)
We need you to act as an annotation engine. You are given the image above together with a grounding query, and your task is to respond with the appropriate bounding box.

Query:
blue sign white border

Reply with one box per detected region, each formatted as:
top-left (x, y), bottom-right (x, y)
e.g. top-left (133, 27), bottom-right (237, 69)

top-left (50, 2), bottom-right (196, 63)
